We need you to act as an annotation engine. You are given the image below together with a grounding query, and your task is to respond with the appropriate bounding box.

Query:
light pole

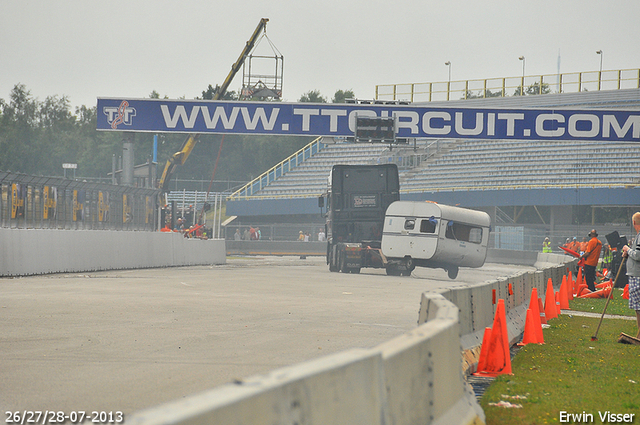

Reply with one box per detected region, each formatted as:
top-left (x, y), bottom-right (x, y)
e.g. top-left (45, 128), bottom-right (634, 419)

top-left (445, 61), bottom-right (451, 100)
top-left (519, 56), bottom-right (525, 95)
top-left (596, 50), bottom-right (603, 90)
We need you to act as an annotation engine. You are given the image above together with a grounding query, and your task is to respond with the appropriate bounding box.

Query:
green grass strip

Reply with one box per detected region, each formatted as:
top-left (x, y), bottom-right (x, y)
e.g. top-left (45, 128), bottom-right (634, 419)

top-left (569, 288), bottom-right (635, 317)
top-left (480, 298), bottom-right (639, 424)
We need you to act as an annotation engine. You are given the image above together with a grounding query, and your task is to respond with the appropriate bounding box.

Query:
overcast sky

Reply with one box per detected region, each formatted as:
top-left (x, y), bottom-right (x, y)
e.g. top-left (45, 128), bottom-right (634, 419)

top-left (1, 0), bottom-right (639, 110)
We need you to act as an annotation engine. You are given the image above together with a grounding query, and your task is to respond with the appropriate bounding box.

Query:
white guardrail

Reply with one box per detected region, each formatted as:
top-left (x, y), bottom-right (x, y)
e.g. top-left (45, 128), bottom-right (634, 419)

top-left (127, 252), bottom-right (574, 425)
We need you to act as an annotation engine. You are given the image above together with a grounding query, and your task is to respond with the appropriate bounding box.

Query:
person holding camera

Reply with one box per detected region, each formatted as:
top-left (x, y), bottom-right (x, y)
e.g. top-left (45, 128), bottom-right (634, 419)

top-left (581, 229), bottom-right (602, 292)
top-left (622, 212), bottom-right (640, 339)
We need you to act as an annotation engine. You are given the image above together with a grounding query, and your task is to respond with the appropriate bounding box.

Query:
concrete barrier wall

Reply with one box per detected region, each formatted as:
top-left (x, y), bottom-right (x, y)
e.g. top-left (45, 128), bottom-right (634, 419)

top-left (128, 292), bottom-right (485, 425)
top-left (128, 349), bottom-right (387, 425)
top-left (0, 228), bottom-right (226, 276)
top-left (379, 293), bottom-right (484, 425)
top-left (125, 250), bottom-right (576, 425)
top-left (3, 232), bottom-right (575, 424)
top-left (226, 240), bottom-right (326, 256)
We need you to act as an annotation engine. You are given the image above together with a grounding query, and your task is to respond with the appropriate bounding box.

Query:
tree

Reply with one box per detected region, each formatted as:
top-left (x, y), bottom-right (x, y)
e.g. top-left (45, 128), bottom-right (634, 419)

top-left (332, 89), bottom-right (355, 103)
top-left (463, 89), bottom-right (503, 99)
top-left (513, 81), bottom-right (551, 96)
top-left (199, 84), bottom-right (238, 101)
top-left (525, 81), bottom-right (551, 95)
top-left (149, 90), bottom-right (168, 99)
top-left (298, 90), bottom-right (327, 103)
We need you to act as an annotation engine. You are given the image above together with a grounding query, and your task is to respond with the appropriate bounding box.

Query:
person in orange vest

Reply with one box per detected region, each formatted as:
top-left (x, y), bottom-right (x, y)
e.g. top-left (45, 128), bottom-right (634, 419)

top-left (579, 237), bottom-right (589, 255)
top-left (581, 229), bottom-right (602, 292)
top-left (622, 212), bottom-right (640, 339)
top-left (568, 237), bottom-right (577, 253)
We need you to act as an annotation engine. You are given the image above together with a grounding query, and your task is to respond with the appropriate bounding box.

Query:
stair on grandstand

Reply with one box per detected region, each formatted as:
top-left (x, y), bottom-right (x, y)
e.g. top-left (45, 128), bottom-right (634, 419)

top-left (254, 141), bottom-right (391, 197)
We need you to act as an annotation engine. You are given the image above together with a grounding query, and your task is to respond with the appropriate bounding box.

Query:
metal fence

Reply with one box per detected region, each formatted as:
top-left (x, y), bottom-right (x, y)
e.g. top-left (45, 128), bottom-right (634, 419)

top-left (225, 223), bottom-right (326, 242)
top-left (376, 68), bottom-right (640, 103)
top-left (164, 190), bottom-right (226, 239)
top-left (0, 170), bottom-right (160, 231)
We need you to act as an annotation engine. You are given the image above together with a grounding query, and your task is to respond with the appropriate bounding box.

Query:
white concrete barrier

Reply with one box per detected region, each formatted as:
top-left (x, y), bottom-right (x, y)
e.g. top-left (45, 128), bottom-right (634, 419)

top-left (123, 252), bottom-right (576, 425)
top-left (380, 293), bottom-right (484, 425)
top-left (127, 292), bottom-right (485, 425)
top-left (2, 234), bottom-right (575, 424)
top-left (128, 349), bottom-right (388, 425)
top-left (0, 228), bottom-right (226, 276)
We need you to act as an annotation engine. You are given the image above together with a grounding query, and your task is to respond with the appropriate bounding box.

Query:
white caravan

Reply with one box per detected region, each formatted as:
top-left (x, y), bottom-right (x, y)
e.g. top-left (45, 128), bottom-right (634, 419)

top-left (381, 201), bottom-right (491, 278)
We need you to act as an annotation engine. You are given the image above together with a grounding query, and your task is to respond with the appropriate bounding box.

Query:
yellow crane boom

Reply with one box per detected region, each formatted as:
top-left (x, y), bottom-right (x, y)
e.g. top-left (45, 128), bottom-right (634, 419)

top-left (158, 18), bottom-right (269, 192)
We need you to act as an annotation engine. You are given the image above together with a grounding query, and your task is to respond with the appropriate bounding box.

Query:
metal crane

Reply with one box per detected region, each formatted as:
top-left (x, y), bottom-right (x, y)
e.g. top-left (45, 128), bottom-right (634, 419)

top-left (157, 18), bottom-right (270, 192)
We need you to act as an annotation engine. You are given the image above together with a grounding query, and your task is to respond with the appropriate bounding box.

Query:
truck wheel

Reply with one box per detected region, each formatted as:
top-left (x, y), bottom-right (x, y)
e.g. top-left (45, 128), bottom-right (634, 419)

top-left (386, 266), bottom-right (401, 276)
top-left (350, 268), bottom-right (361, 274)
top-left (401, 257), bottom-right (414, 276)
top-left (339, 252), bottom-right (348, 273)
top-left (447, 266), bottom-right (459, 279)
top-left (329, 246), bottom-right (338, 272)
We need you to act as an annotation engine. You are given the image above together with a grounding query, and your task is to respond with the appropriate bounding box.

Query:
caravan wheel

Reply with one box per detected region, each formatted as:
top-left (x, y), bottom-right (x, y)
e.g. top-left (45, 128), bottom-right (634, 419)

top-left (447, 266), bottom-right (459, 279)
top-left (403, 257), bottom-right (415, 276)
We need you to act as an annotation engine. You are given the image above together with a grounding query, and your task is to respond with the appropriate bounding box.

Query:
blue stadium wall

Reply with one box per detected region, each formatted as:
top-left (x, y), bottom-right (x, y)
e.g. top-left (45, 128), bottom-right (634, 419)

top-left (226, 186), bottom-right (640, 218)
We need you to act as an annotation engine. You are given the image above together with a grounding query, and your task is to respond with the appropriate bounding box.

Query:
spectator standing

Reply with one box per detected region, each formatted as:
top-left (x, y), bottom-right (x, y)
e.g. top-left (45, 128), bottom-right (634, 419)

top-left (622, 212), bottom-right (640, 339)
top-left (542, 237), bottom-right (552, 253)
top-left (581, 229), bottom-right (602, 292)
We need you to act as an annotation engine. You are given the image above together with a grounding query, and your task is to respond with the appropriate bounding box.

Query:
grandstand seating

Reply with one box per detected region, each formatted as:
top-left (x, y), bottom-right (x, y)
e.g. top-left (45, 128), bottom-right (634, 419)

top-left (241, 138), bottom-right (640, 198)
top-left (253, 142), bottom-right (391, 197)
top-left (402, 140), bottom-right (640, 191)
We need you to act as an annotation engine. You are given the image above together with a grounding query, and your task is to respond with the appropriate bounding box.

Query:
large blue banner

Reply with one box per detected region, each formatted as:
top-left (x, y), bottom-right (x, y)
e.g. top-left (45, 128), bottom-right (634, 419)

top-left (97, 98), bottom-right (640, 142)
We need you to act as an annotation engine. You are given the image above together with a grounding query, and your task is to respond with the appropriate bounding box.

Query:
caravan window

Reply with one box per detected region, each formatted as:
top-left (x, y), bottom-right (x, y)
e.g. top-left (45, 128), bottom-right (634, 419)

top-left (420, 217), bottom-right (437, 233)
top-left (445, 221), bottom-right (483, 244)
top-left (404, 219), bottom-right (415, 230)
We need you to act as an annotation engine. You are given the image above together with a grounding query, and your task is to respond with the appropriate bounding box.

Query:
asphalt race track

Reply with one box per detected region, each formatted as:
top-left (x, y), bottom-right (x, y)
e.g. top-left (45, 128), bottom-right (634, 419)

top-left (1, 256), bottom-right (535, 415)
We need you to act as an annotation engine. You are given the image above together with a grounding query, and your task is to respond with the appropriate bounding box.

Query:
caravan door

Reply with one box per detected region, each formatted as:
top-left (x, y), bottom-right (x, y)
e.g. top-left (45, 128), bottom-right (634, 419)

top-left (381, 202), bottom-right (441, 260)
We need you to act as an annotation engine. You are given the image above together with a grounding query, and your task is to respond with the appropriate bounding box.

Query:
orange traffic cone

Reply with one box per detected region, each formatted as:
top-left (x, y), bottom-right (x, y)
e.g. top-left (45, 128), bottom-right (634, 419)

top-left (623, 284), bottom-right (630, 300)
top-left (559, 277), bottom-right (570, 310)
top-left (596, 280), bottom-right (612, 289)
top-left (576, 276), bottom-right (589, 297)
top-left (528, 288), bottom-right (544, 343)
top-left (575, 268), bottom-right (583, 296)
top-left (544, 278), bottom-right (558, 321)
top-left (568, 270), bottom-right (574, 295)
top-left (579, 286), bottom-right (612, 299)
top-left (566, 274), bottom-right (574, 301)
top-left (474, 327), bottom-right (492, 375)
top-left (474, 299), bottom-right (512, 376)
top-left (518, 308), bottom-right (541, 346)
top-left (538, 297), bottom-right (547, 325)
top-left (579, 287), bottom-right (592, 297)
